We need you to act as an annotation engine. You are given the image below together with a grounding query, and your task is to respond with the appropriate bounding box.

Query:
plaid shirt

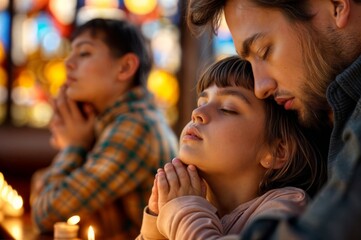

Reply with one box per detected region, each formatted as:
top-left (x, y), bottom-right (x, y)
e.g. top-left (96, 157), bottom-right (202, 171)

top-left (31, 86), bottom-right (178, 239)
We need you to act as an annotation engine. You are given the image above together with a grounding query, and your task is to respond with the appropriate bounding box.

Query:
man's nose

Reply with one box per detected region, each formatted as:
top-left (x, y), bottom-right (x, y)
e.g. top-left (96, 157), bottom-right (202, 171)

top-left (252, 66), bottom-right (277, 99)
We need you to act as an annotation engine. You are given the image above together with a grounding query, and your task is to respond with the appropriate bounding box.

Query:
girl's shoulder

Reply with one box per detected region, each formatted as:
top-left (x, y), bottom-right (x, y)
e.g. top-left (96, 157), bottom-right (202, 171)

top-left (246, 187), bottom-right (308, 221)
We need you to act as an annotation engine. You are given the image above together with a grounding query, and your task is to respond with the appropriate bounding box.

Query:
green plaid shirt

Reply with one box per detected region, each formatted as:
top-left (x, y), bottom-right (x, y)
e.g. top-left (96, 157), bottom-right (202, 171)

top-left (32, 86), bottom-right (178, 239)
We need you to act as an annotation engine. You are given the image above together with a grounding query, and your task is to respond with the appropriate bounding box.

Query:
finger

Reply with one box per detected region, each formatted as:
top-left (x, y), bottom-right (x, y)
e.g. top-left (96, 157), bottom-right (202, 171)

top-left (163, 162), bottom-right (180, 190)
top-left (56, 90), bottom-right (72, 123)
top-left (157, 168), bottom-right (169, 197)
top-left (172, 158), bottom-right (191, 188)
top-left (187, 165), bottom-right (203, 195)
top-left (67, 99), bottom-right (84, 121)
top-left (148, 177), bottom-right (159, 215)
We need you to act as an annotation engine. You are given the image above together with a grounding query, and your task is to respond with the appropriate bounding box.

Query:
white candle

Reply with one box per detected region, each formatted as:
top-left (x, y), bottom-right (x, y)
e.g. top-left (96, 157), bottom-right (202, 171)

top-left (88, 226), bottom-right (95, 240)
top-left (54, 215), bottom-right (80, 239)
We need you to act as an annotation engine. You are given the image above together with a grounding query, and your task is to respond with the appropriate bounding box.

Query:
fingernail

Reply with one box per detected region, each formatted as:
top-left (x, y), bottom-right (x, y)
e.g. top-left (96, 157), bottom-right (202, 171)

top-left (188, 165), bottom-right (196, 171)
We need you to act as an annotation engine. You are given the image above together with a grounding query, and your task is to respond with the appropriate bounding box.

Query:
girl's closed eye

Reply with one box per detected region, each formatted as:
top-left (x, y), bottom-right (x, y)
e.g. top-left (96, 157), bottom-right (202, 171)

top-left (220, 107), bottom-right (238, 115)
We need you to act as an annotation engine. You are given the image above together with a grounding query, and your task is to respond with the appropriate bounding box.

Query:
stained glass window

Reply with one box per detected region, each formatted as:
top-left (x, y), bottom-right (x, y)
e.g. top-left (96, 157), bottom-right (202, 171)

top-left (0, 1), bottom-right (10, 124)
top-left (1, 0), bottom-right (182, 127)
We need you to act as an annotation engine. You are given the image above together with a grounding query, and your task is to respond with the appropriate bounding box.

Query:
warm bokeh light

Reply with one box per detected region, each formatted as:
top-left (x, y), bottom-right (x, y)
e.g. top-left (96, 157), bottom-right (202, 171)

top-left (0, 43), bottom-right (5, 63)
top-left (29, 101), bottom-right (53, 128)
top-left (124, 0), bottom-right (157, 15)
top-left (17, 69), bottom-right (36, 88)
top-left (0, 68), bottom-right (7, 104)
top-left (77, 7), bottom-right (126, 25)
top-left (49, 0), bottom-right (77, 25)
top-left (147, 69), bottom-right (179, 107)
top-left (43, 60), bottom-right (66, 96)
top-left (85, 0), bottom-right (118, 8)
top-left (67, 215), bottom-right (81, 225)
top-left (0, 172), bottom-right (24, 217)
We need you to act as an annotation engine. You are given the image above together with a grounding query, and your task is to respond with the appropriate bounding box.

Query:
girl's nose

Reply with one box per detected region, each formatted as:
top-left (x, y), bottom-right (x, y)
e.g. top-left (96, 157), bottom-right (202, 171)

top-left (191, 106), bottom-right (208, 124)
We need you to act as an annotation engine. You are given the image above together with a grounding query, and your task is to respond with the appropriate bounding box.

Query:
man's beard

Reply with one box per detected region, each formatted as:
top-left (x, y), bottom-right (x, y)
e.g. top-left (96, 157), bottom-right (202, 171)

top-left (294, 26), bottom-right (346, 129)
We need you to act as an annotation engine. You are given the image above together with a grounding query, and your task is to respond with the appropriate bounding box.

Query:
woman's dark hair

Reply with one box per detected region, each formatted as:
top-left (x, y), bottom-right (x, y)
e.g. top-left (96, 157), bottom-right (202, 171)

top-left (71, 18), bottom-right (152, 87)
top-left (197, 56), bottom-right (329, 197)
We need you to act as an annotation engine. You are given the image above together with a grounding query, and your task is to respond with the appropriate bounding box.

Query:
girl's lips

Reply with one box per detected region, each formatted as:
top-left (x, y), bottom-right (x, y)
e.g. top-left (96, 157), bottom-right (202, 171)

top-left (183, 126), bottom-right (203, 141)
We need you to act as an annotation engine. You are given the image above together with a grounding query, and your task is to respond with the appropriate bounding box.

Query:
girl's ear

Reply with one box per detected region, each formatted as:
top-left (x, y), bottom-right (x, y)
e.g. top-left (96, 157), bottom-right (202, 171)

top-left (117, 53), bottom-right (140, 81)
top-left (260, 140), bottom-right (288, 170)
top-left (332, 0), bottom-right (350, 28)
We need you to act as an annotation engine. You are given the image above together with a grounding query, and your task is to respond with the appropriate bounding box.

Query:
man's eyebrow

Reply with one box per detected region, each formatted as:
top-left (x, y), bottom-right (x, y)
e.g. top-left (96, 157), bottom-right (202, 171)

top-left (240, 33), bottom-right (265, 59)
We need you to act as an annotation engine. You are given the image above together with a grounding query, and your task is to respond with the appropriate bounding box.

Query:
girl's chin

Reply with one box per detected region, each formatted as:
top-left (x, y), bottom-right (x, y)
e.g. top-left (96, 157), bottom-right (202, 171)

top-left (177, 153), bottom-right (198, 166)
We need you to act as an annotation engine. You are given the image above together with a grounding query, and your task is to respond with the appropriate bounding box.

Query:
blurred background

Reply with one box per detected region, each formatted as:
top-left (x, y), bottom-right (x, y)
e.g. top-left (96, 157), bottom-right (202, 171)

top-left (0, 0), bottom-right (236, 213)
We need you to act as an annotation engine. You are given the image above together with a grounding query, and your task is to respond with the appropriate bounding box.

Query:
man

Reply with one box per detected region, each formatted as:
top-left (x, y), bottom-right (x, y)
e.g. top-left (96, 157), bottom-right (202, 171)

top-left (187, 0), bottom-right (361, 239)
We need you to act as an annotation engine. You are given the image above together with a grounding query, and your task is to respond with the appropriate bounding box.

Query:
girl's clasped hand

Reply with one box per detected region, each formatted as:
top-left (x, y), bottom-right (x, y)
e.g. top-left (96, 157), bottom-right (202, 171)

top-left (148, 158), bottom-right (206, 215)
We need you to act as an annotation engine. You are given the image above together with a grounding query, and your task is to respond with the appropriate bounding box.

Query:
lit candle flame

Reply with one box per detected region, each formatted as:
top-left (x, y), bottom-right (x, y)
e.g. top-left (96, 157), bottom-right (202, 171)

top-left (88, 226), bottom-right (95, 240)
top-left (67, 215), bottom-right (80, 225)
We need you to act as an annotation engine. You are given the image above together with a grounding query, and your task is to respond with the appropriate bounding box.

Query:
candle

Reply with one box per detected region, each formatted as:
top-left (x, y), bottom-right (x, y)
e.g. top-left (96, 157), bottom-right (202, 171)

top-left (88, 226), bottom-right (95, 240)
top-left (2, 189), bottom-right (24, 217)
top-left (54, 215), bottom-right (80, 239)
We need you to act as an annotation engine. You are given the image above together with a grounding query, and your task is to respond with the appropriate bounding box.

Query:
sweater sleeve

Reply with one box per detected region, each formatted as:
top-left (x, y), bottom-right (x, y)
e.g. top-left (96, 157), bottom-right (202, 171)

top-left (157, 188), bottom-right (308, 240)
top-left (157, 196), bottom-right (224, 240)
top-left (136, 207), bottom-right (167, 240)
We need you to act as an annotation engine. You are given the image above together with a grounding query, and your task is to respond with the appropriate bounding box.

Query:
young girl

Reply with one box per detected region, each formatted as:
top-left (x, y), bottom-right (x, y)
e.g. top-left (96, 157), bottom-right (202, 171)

top-left (137, 56), bottom-right (328, 239)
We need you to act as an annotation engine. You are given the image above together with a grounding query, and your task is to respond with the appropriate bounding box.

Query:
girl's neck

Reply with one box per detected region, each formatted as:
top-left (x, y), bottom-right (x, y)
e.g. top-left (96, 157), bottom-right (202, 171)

top-left (204, 174), bottom-right (261, 217)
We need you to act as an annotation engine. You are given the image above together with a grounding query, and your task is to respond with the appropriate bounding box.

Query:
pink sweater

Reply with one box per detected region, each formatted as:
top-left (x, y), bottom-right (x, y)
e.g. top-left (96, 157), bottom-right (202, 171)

top-left (137, 187), bottom-right (308, 240)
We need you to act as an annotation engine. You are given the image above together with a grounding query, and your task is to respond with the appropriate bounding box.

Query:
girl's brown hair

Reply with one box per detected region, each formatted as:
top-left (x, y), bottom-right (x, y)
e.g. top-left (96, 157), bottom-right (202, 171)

top-left (196, 56), bottom-right (328, 197)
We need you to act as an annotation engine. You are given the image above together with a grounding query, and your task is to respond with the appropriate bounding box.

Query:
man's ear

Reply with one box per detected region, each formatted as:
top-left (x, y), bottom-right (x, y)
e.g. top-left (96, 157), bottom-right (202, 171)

top-left (332, 0), bottom-right (350, 28)
top-left (117, 53), bottom-right (140, 81)
top-left (260, 140), bottom-right (288, 170)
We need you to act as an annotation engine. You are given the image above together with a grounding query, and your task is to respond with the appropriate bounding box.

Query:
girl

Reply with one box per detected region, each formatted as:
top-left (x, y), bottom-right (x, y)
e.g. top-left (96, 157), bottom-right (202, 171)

top-left (137, 56), bottom-right (328, 239)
